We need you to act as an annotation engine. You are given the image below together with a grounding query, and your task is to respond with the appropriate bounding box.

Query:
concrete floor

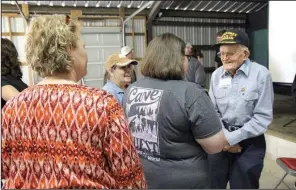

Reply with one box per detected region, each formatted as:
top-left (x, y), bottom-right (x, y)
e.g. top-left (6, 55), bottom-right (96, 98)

top-left (226, 94), bottom-right (296, 189)
top-left (260, 94), bottom-right (296, 189)
top-left (260, 153), bottom-right (295, 189)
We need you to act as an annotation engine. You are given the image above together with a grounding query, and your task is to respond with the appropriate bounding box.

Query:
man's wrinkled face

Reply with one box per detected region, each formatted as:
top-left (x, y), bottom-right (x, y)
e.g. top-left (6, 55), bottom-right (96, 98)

top-left (219, 44), bottom-right (249, 75)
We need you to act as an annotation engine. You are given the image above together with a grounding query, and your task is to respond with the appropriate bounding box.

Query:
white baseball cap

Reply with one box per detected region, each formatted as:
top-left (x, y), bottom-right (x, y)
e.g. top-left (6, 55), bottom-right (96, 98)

top-left (120, 46), bottom-right (133, 57)
top-left (186, 43), bottom-right (192, 48)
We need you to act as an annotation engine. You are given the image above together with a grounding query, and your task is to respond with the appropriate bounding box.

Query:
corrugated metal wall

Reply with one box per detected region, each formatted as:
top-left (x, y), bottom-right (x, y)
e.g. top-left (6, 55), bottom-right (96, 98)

top-left (152, 17), bottom-right (246, 88)
top-left (153, 17), bottom-right (246, 68)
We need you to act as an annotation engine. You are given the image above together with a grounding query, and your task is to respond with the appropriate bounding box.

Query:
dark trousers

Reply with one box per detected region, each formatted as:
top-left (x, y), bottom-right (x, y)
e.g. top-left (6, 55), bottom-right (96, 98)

top-left (208, 135), bottom-right (266, 189)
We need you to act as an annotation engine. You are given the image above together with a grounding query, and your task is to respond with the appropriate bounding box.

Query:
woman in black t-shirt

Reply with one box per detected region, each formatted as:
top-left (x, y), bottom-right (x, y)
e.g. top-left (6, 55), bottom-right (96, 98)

top-left (1, 38), bottom-right (28, 109)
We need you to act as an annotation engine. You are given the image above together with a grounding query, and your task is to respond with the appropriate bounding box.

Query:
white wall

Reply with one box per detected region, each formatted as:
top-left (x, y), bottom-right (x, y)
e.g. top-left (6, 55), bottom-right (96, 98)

top-left (269, 1), bottom-right (296, 84)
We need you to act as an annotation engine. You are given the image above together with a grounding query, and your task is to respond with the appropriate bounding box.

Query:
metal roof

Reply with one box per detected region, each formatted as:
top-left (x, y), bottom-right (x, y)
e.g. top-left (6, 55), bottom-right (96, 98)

top-left (3, 1), bottom-right (268, 14)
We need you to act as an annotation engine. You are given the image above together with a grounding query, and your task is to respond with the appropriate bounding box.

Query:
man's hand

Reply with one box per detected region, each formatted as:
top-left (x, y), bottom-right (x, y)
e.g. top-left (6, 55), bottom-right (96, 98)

top-left (223, 144), bottom-right (242, 153)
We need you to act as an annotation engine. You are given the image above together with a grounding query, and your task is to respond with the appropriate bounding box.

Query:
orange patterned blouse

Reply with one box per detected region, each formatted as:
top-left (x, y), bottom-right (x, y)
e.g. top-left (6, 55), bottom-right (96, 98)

top-left (1, 84), bottom-right (147, 189)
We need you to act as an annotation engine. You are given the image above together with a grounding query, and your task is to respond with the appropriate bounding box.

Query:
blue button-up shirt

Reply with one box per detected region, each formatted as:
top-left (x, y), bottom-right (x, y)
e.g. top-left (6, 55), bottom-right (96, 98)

top-left (209, 59), bottom-right (274, 146)
top-left (102, 80), bottom-right (125, 106)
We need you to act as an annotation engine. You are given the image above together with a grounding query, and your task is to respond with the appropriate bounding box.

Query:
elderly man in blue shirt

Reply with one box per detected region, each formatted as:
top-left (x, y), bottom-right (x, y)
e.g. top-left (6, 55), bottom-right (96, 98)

top-left (208, 29), bottom-right (274, 189)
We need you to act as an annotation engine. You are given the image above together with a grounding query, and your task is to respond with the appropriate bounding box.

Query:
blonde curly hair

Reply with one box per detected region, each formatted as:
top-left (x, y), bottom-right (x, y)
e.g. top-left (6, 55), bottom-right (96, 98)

top-left (25, 15), bottom-right (80, 77)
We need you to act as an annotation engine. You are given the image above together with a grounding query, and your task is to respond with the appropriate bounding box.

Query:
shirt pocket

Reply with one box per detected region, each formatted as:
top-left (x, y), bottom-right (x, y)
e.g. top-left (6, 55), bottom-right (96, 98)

top-left (240, 90), bottom-right (259, 117)
top-left (214, 88), bottom-right (228, 114)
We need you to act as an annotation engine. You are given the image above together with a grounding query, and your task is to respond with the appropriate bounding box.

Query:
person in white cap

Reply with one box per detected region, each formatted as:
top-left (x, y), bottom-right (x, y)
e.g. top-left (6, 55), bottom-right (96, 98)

top-left (120, 46), bottom-right (134, 59)
top-left (185, 42), bottom-right (206, 88)
top-left (120, 46), bottom-right (137, 83)
top-left (102, 53), bottom-right (138, 106)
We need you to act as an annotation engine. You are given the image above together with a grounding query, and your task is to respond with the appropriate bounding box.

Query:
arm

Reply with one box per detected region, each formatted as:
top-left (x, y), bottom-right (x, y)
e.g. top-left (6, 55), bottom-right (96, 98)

top-left (1, 85), bottom-right (21, 101)
top-left (195, 63), bottom-right (206, 88)
top-left (188, 91), bottom-right (228, 154)
top-left (102, 95), bottom-right (147, 189)
top-left (223, 73), bottom-right (274, 146)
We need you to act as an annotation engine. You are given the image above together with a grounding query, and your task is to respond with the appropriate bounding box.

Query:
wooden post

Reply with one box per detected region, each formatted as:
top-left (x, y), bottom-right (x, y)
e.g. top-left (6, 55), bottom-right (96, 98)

top-left (70, 10), bottom-right (83, 19)
top-left (21, 4), bottom-right (29, 18)
top-left (119, 7), bottom-right (125, 27)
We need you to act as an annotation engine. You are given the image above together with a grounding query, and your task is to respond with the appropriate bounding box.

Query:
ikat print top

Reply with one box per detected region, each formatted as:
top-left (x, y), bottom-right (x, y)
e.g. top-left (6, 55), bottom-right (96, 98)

top-left (1, 84), bottom-right (147, 189)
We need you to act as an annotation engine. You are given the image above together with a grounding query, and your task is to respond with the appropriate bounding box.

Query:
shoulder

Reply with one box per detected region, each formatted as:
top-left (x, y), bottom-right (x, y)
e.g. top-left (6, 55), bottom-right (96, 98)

top-left (102, 84), bottom-right (118, 97)
top-left (211, 67), bottom-right (223, 79)
top-left (169, 80), bottom-right (205, 102)
top-left (250, 61), bottom-right (271, 78)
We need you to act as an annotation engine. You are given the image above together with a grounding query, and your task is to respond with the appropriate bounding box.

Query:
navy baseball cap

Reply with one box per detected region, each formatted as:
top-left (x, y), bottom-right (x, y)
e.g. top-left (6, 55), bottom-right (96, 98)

top-left (215, 29), bottom-right (249, 48)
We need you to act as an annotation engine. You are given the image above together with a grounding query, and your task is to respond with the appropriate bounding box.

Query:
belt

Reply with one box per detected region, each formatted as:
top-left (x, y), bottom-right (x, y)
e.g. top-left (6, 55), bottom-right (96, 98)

top-left (222, 121), bottom-right (242, 132)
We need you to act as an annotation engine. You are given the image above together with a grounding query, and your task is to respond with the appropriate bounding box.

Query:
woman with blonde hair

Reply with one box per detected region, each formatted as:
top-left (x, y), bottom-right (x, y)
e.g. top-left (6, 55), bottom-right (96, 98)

top-left (1, 15), bottom-right (146, 189)
top-left (123, 33), bottom-right (228, 189)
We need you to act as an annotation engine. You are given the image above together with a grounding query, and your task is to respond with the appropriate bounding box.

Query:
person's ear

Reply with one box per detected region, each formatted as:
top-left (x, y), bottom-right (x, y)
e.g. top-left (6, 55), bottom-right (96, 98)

top-left (243, 49), bottom-right (250, 60)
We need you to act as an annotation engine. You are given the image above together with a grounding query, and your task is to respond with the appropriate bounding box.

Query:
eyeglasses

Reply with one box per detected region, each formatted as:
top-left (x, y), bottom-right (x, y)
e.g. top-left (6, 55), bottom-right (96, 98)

top-left (217, 48), bottom-right (245, 58)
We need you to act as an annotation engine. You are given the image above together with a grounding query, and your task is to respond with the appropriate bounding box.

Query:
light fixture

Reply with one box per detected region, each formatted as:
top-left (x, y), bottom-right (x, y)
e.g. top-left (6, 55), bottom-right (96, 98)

top-left (117, 1), bottom-right (122, 8)
top-left (166, 1), bottom-right (174, 10)
top-left (61, 1), bottom-right (65, 7)
top-left (231, 2), bottom-right (244, 13)
top-left (137, 1), bottom-right (143, 8)
top-left (96, 1), bottom-right (100, 7)
top-left (246, 2), bottom-right (260, 13)
top-left (85, 1), bottom-right (89, 7)
top-left (73, 1), bottom-right (77, 7)
top-left (208, 1), bottom-right (221, 12)
top-left (24, 1), bottom-right (28, 4)
top-left (106, 1), bottom-right (111, 8)
top-left (127, 1), bottom-right (133, 8)
top-left (192, 1), bottom-right (203, 11)
top-left (11, 1), bottom-right (15, 4)
top-left (183, 1), bottom-right (193, 11)
top-left (37, 1), bottom-right (41, 6)
top-left (175, 6), bottom-right (179, 10)
top-left (239, 2), bottom-right (252, 13)
top-left (200, 1), bottom-right (211, 11)
top-left (224, 2), bottom-right (236, 12)
top-left (49, 1), bottom-right (53, 6)
top-left (216, 1), bottom-right (229, 12)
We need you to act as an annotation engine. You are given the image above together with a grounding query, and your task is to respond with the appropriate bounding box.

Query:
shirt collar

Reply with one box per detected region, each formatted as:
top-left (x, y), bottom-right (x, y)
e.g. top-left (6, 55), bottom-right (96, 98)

top-left (221, 59), bottom-right (251, 77)
top-left (106, 80), bottom-right (124, 94)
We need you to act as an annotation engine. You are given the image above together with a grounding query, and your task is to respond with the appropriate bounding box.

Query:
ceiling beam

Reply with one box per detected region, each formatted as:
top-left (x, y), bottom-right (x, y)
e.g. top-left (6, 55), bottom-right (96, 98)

top-left (161, 9), bottom-right (247, 20)
top-left (147, 1), bottom-right (162, 24)
top-left (2, 4), bottom-right (149, 16)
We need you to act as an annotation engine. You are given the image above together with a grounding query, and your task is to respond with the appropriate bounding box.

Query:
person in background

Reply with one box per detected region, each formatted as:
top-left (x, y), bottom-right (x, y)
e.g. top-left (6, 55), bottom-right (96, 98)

top-left (1, 15), bottom-right (146, 189)
top-left (102, 53), bottom-right (138, 106)
top-left (185, 42), bottom-right (206, 88)
top-left (120, 46), bottom-right (137, 83)
top-left (103, 46), bottom-right (137, 86)
top-left (123, 33), bottom-right (228, 189)
top-left (192, 46), bottom-right (204, 65)
top-left (209, 29), bottom-right (274, 189)
top-left (215, 29), bottom-right (226, 69)
top-left (1, 38), bottom-right (28, 109)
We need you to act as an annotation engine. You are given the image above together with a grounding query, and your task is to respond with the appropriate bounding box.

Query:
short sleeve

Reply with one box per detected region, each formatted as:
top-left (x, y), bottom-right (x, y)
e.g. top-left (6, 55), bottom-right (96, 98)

top-left (102, 94), bottom-right (147, 189)
top-left (1, 76), bottom-right (10, 87)
top-left (187, 91), bottom-right (222, 139)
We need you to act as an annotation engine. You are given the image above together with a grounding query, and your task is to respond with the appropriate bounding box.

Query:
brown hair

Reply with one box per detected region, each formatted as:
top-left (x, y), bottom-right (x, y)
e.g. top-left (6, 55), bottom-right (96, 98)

top-left (141, 33), bottom-right (186, 80)
top-left (25, 15), bottom-right (81, 77)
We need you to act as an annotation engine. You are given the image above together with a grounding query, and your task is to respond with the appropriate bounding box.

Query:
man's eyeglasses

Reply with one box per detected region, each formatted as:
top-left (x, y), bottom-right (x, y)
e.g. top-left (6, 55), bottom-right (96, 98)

top-left (217, 48), bottom-right (245, 58)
